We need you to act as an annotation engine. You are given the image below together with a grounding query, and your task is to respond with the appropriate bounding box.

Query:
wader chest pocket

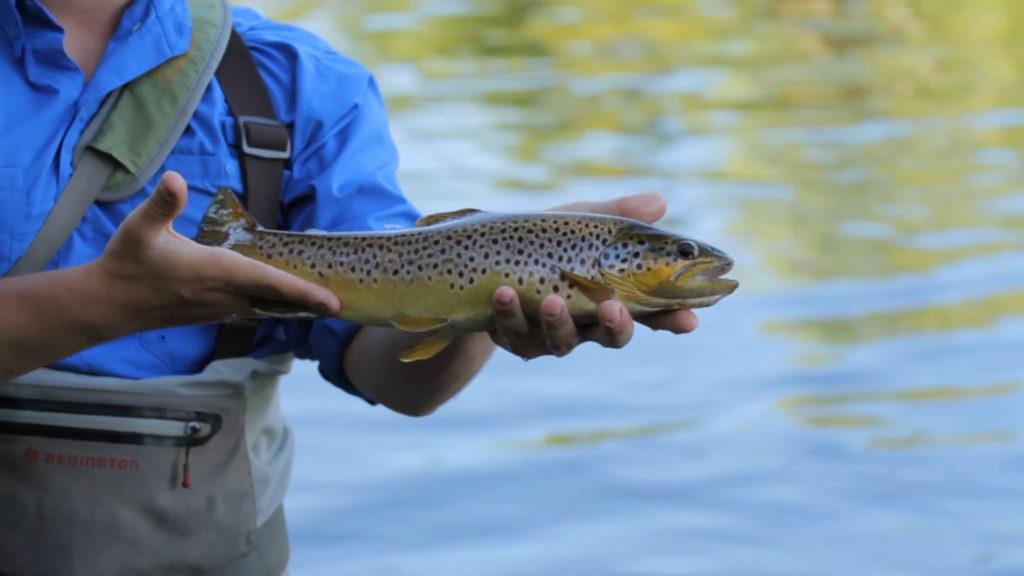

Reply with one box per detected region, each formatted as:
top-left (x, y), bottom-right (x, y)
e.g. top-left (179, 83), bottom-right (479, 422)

top-left (0, 385), bottom-right (259, 575)
top-left (0, 397), bottom-right (221, 488)
top-left (0, 396), bottom-right (221, 446)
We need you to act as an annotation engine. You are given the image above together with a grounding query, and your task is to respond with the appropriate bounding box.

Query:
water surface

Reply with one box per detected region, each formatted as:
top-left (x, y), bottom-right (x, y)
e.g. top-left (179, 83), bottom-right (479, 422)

top-left (242, 1), bottom-right (1024, 573)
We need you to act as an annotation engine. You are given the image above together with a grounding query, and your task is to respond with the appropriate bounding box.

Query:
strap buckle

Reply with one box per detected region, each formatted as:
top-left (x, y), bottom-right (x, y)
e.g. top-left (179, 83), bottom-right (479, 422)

top-left (237, 115), bottom-right (291, 160)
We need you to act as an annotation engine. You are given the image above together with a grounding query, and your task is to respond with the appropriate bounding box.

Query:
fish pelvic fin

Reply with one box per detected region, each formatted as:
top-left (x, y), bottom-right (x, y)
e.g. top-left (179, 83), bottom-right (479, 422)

top-left (415, 208), bottom-right (482, 227)
top-left (195, 188), bottom-right (259, 248)
top-left (399, 330), bottom-right (456, 362)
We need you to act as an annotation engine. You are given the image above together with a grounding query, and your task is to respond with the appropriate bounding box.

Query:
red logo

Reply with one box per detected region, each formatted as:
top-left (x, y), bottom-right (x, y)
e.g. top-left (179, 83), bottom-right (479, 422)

top-left (23, 446), bottom-right (39, 466)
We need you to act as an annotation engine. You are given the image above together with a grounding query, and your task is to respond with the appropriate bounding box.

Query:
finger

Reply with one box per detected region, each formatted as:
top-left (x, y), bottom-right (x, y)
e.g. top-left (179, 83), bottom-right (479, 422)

top-left (551, 192), bottom-right (667, 224)
top-left (492, 286), bottom-right (530, 336)
top-left (637, 309), bottom-right (699, 334)
top-left (540, 295), bottom-right (579, 356)
top-left (582, 300), bottom-right (633, 349)
top-left (214, 249), bottom-right (340, 316)
top-left (141, 171), bottom-right (189, 227)
top-left (490, 287), bottom-right (548, 358)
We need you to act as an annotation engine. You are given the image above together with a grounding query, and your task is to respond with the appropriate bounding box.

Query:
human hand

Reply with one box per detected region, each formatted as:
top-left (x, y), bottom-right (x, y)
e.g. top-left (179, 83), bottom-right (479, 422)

top-left (95, 171), bottom-right (340, 330)
top-left (488, 192), bottom-right (699, 360)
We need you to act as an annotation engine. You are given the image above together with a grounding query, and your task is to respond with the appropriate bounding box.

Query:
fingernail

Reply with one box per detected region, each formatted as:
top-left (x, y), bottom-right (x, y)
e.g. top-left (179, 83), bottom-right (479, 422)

top-left (544, 306), bottom-right (563, 322)
top-left (496, 291), bottom-right (513, 306)
top-left (603, 306), bottom-right (624, 329)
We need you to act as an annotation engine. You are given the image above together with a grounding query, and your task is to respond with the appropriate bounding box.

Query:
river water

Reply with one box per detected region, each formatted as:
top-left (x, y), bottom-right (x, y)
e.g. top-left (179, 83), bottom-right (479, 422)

top-left (242, 1), bottom-right (1024, 574)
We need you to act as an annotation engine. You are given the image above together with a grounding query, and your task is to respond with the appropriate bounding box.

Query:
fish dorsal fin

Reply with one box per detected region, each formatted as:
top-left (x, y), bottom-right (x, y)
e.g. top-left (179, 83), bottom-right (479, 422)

top-left (415, 208), bottom-right (482, 227)
top-left (558, 268), bottom-right (616, 303)
top-left (195, 188), bottom-right (259, 248)
top-left (390, 313), bottom-right (450, 333)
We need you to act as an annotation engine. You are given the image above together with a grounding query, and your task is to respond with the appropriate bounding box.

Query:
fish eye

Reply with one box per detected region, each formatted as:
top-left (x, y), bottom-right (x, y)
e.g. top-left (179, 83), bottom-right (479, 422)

top-left (677, 241), bottom-right (699, 259)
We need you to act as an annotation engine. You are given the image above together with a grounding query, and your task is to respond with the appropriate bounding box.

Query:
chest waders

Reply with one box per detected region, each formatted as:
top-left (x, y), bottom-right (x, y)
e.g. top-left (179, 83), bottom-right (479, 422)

top-left (1, 1), bottom-right (297, 574)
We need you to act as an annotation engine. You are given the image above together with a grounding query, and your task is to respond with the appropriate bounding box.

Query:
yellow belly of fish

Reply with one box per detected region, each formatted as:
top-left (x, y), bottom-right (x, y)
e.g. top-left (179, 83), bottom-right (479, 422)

top-left (249, 251), bottom-right (602, 361)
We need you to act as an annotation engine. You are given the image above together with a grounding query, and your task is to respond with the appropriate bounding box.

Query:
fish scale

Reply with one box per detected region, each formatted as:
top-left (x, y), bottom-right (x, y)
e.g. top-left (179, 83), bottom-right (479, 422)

top-left (197, 189), bottom-right (737, 361)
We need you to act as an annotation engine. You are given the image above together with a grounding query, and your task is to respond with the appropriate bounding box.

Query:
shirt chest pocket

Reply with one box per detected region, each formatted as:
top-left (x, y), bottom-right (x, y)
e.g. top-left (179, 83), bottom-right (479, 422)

top-left (0, 166), bottom-right (26, 273)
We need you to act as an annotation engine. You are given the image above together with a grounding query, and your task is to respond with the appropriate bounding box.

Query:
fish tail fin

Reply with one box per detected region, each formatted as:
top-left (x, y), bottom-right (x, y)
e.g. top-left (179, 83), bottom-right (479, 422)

top-left (195, 188), bottom-right (259, 248)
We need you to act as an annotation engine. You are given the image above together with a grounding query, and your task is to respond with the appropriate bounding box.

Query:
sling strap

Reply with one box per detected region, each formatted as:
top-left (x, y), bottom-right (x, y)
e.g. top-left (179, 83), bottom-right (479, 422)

top-left (211, 30), bottom-right (291, 360)
top-left (3, 150), bottom-right (118, 277)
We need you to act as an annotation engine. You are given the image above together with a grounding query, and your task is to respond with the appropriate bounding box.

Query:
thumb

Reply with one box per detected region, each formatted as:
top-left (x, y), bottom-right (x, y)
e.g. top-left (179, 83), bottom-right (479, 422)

top-left (140, 171), bottom-right (188, 227)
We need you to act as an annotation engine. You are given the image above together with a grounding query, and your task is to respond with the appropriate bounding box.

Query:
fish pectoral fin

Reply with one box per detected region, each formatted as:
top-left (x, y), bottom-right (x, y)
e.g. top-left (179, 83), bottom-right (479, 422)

top-left (557, 268), bottom-right (616, 303)
top-left (399, 330), bottom-right (456, 362)
top-left (415, 208), bottom-right (483, 227)
top-left (250, 299), bottom-right (320, 319)
top-left (389, 313), bottom-right (450, 333)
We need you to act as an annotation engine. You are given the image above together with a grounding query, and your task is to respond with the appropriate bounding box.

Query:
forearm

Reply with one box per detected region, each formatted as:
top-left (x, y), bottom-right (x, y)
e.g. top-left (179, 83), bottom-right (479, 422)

top-left (343, 327), bottom-right (497, 416)
top-left (0, 262), bottom-right (140, 381)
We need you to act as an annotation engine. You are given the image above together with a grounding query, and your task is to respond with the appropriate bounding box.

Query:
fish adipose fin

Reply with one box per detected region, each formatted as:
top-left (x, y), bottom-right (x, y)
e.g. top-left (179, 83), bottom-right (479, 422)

top-left (195, 188), bottom-right (259, 248)
top-left (400, 330), bottom-right (456, 362)
top-left (415, 208), bottom-right (482, 227)
top-left (558, 268), bottom-right (615, 303)
top-left (390, 313), bottom-right (450, 333)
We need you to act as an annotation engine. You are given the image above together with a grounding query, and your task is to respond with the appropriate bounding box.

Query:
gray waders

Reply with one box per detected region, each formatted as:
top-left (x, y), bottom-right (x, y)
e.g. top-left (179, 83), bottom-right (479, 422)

top-left (1, 0), bottom-right (297, 574)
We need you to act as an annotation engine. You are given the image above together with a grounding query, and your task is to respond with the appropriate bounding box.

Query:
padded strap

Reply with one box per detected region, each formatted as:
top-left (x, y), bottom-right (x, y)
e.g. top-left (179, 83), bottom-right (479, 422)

top-left (215, 30), bottom-right (289, 228)
top-left (212, 30), bottom-right (291, 360)
top-left (3, 150), bottom-right (117, 277)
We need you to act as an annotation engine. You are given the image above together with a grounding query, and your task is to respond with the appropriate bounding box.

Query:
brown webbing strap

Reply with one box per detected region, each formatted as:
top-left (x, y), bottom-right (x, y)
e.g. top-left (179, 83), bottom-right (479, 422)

top-left (212, 30), bottom-right (291, 360)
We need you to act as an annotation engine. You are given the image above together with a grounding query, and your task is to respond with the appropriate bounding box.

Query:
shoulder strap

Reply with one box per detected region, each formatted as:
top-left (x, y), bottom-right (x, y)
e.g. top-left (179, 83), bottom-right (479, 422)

top-left (2, 0), bottom-right (232, 278)
top-left (211, 30), bottom-right (292, 360)
top-left (3, 150), bottom-right (117, 277)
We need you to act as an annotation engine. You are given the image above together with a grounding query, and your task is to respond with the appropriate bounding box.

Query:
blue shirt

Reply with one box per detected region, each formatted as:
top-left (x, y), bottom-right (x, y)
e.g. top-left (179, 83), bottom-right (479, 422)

top-left (0, 1), bottom-right (419, 396)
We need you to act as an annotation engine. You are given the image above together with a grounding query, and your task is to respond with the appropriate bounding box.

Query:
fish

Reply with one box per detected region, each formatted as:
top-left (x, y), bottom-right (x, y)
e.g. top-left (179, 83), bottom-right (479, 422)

top-left (196, 188), bottom-right (738, 361)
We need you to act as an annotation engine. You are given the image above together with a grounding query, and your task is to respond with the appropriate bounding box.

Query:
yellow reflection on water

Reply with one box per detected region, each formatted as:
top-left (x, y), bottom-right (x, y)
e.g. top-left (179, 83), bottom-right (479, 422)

top-left (869, 431), bottom-right (1016, 451)
top-left (246, 0), bottom-right (1024, 363)
top-left (780, 382), bottom-right (1021, 410)
top-left (781, 382), bottom-right (1020, 450)
top-left (767, 291), bottom-right (1024, 345)
top-left (516, 418), bottom-right (693, 449)
top-left (245, 0), bottom-right (1024, 286)
top-left (795, 414), bottom-right (886, 428)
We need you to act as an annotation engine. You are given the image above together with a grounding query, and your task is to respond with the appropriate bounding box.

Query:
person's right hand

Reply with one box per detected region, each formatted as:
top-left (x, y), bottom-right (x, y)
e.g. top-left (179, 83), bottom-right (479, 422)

top-left (95, 171), bottom-right (340, 331)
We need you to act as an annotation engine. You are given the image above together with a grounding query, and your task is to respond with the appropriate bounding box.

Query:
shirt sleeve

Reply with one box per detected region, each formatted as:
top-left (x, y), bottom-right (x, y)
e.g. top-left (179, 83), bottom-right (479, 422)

top-left (235, 9), bottom-right (420, 400)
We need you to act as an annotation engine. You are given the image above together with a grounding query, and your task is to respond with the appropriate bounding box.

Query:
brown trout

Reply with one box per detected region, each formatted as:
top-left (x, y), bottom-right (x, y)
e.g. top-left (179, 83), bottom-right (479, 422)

top-left (196, 189), bottom-right (738, 361)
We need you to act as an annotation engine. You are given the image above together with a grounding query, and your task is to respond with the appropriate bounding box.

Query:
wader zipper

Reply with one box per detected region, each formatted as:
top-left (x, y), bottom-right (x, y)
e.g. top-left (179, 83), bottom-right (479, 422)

top-left (181, 420), bottom-right (202, 489)
top-left (0, 395), bottom-right (221, 487)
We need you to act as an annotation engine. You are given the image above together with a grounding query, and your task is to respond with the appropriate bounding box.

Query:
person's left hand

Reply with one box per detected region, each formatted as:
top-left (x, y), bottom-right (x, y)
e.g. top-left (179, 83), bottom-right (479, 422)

top-left (488, 192), bottom-right (699, 360)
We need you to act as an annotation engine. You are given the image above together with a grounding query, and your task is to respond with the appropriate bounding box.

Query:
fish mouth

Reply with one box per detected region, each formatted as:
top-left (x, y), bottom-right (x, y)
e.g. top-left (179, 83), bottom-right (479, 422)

top-left (671, 258), bottom-right (737, 291)
top-left (657, 259), bottom-right (738, 308)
